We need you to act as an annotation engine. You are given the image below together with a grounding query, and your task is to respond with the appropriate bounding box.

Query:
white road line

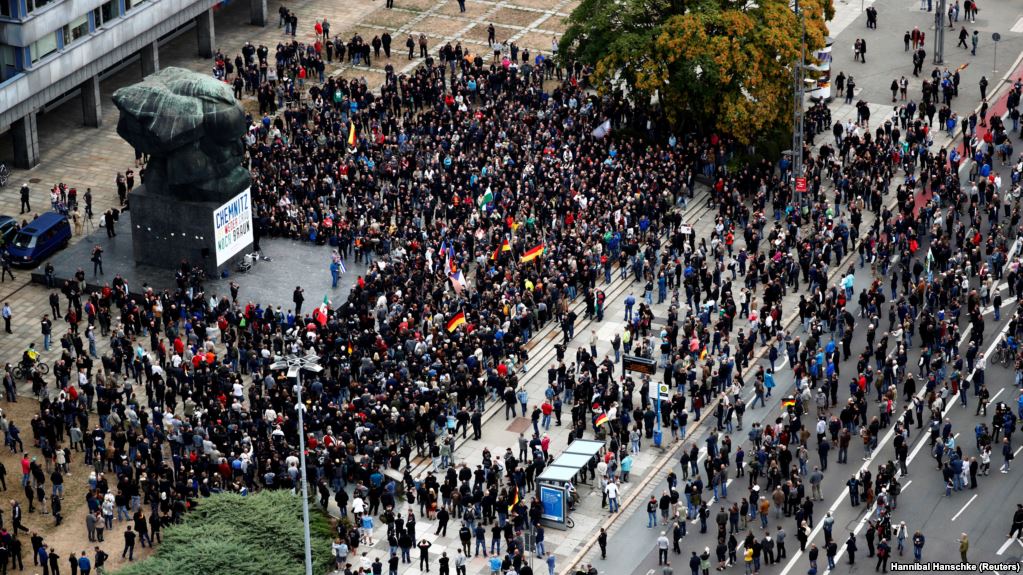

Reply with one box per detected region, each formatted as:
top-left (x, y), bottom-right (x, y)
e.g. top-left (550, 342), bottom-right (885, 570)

top-left (997, 537), bottom-right (1015, 555)
top-left (1012, 16), bottom-right (1023, 34)
top-left (990, 387), bottom-right (1005, 404)
top-left (779, 319), bottom-right (1012, 575)
top-left (1014, 445), bottom-right (1023, 457)
top-left (951, 494), bottom-right (978, 521)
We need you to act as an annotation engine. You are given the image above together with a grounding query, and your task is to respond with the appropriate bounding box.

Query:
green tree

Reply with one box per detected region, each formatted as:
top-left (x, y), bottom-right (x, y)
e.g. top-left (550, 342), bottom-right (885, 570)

top-left (562, 0), bottom-right (834, 145)
top-left (118, 490), bottom-right (336, 575)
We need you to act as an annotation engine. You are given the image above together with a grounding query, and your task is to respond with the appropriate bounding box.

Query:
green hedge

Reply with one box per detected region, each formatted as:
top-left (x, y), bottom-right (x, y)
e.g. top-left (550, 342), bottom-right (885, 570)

top-left (118, 490), bottom-right (335, 575)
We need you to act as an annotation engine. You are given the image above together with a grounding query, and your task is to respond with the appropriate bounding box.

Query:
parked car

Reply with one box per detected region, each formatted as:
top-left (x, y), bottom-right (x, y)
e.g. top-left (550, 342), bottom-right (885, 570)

top-left (7, 212), bottom-right (72, 267)
top-left (0, 216), bottom-right (19, 248)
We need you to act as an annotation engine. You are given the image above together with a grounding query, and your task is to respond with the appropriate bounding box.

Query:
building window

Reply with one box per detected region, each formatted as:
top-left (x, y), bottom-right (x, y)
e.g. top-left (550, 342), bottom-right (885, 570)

top-left (98, 0), bottom-right (117, 25)
top-left (0, 45), bottom-right (16, 81)
top-left (63, 14), bottom-right (89, 45)
top-left (26, 0), bottom-right (55, 14)
top-left (124, 0), bottom-right (145, 12)
top-left (1, 0), bottom-right (12, 18)
top-left (29, 31), bottom-right (57, 64)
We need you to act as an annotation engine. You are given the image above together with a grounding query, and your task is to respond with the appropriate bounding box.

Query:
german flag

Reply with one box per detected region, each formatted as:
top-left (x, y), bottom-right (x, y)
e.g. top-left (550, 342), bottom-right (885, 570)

top-left (491, 239), bottom-right (511, 260)
top-left (508, 486), bottom-right (519, 513)
top-left (446, 311), bottom-right (466, 332)
top-left (782, 397), bottom-right (796, 408)
top-left (593, 412), bottom-right (609, 427)
top-left (520, 243), bottom-right (545, 263)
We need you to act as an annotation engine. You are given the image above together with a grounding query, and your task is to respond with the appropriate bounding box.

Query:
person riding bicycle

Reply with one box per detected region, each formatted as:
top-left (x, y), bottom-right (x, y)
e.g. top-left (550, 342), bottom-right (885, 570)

top-left (21, 343), bottom-right (38, 373)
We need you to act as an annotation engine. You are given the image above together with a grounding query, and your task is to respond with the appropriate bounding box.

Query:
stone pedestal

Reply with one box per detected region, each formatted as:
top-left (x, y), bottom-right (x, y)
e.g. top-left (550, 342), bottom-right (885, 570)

top-left (130, 184), bottom-right (249, 273)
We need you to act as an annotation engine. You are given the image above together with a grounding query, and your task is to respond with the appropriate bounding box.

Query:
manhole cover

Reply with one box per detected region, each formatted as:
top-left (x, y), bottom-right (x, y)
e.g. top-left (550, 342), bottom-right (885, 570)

top-left (28, 178), bottom-right (41, 183)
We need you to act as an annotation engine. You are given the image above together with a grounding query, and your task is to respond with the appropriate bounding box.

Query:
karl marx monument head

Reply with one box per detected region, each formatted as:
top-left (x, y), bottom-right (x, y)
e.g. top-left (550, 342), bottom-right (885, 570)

top-left (112, 67), bottom-right (250, 203)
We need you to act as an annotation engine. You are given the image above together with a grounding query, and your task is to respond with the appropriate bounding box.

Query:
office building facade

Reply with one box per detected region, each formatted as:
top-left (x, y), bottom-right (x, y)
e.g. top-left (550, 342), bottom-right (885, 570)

top-left (0, 0), bottom-right (268, 168)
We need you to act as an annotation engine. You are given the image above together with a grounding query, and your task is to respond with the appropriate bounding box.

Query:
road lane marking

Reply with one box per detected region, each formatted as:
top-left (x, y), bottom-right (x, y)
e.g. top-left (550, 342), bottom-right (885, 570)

top-left (780, 319), bottom-right (1012, 575)
top-left (951, 493), bottom-right (977, 521)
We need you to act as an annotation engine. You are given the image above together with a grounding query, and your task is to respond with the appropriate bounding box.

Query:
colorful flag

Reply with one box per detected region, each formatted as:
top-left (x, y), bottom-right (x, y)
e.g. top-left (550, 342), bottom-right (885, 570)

top-left (338, 259), bottom-right (347, 274)
top-left (477, 189), bottom-right (494, 211)
top-left (449, 270), bottom-right (466, 294)
top-left (591, 119), bottom-right (611, 140)
top-left (446, 311), bottom-right (466, 332)
top-left (508, 486), bottom-right (519, 512)
top-left (593, 412), bottom-right (609, 427)
top-left (314, 296), bottom-right (330, 326)
top-left (782, 397), bottom-right (796, 408)
top-left (520, 243), bottom-right (545, 263)
top-left (347, 122), bottom-right (357, 149)
top-left (491, 239), bottom-right (511, 260)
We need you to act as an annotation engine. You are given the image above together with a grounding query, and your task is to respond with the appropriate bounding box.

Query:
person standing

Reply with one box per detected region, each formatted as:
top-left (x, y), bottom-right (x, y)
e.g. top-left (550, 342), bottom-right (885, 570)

top-left (971, 30), bottom-right (979, 55)
top-left (846, 533), bottom-right (857, 564)
top-left (121, 526), bottom-right (135, 561)
top-left (2, 303), bottom-right (11, 334)
top-left (958, 533), bottom-right (969, 562)
top-left (597, 528), bottom-right (608, 558)
top-left (93, 547), bottom-right (108, 575)
top-left (911, 531), bottom-right (924, 561)
top-left (1008, 504), bottom-right (1023, 538)
top-left (19, 184), bottom-right (30, 214)
top-left (91, 246), bottom-right (103, 276)
top-left (292, 286), bottom-right (304, 317)
top-left (657, 531), bottom-right (670, 565)
top-left (417, 539), bottom-right (432, 572)
top-left (78, 552), bottom-right (92, 575)
top-left (40, 315), bottom-right (52, 351)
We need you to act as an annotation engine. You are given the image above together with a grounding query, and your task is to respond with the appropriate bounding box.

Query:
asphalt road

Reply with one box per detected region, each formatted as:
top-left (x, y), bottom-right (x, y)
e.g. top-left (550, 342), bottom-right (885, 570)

top-left (594, 0), bottom-right (1023, 571)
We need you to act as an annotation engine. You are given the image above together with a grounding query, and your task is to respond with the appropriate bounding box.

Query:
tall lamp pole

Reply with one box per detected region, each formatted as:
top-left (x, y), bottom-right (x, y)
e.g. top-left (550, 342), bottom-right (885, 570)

top-left (271, 352), bottom-right (323, 575)
top-left (933, 0), bottom-right (946, 64)
top-left (792, 0), bottom-right (806, 207)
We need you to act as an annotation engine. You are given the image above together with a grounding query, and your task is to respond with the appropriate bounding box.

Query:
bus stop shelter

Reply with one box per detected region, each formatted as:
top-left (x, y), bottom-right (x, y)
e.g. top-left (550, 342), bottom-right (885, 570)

top-left (536, 439), bottom-right (605, 529)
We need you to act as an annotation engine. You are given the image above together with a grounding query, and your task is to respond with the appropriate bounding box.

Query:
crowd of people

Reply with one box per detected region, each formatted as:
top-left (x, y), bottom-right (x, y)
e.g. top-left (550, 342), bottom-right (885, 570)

top-left (1, 2), bottom-right (1023, 575)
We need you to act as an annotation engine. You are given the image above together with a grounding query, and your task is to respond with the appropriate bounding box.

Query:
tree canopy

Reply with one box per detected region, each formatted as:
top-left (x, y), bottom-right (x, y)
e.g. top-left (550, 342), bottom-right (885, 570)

top-left (118, 490), bottom-right (336, 575)
top-left (561, 0), bottom-right (834, 145)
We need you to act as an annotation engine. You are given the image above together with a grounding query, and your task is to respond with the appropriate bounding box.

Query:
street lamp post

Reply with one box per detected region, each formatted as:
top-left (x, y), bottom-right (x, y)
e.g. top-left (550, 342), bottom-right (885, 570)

top-left (271, 352), bottom-right (323, 575)
top-left (792, 0), bottom-right (806, 208)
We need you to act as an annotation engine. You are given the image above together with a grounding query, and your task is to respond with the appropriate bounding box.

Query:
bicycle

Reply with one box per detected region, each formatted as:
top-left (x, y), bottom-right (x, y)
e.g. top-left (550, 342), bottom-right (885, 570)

top-left (0, 162), bottom-right (9, 189)
top-left (12, 361), bottom-right (49, 380)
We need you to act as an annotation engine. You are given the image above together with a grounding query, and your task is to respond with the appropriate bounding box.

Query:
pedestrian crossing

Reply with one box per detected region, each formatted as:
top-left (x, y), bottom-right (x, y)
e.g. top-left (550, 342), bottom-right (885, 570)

top-left (1011, 17), bottom-right (1023, 34)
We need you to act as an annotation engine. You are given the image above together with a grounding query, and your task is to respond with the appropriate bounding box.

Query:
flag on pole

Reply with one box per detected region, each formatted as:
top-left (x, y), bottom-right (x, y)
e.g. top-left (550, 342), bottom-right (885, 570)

top-left (446, 311), bottom-right (467, 332)
top-left (477, 188), bottom-right (494, 211)
top-left (520, 243), bottom-right (545, 263)
top-left (593, 412), bottom-right (609, 427)
top-left (347, 122), bottom-right (357, 148)
top-left (592, 119), bottom-right (611, 140)
top-left (491, 239), bottom-right (511, 260)
top-left (314, 296), bottom-right (330, 326)
top-left (449, 269), bottom-right (466, 294)
top-left (338, 259), bottom-right (347, 274)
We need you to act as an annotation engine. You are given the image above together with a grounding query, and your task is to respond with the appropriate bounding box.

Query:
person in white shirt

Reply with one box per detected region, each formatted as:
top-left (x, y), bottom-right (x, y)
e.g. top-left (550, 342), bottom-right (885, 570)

top-left (605, 480), bottom-right (620, 513)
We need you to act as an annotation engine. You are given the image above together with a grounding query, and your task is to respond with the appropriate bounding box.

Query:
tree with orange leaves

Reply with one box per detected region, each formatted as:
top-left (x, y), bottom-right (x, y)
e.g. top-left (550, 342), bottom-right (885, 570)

top-left (562, 0), bottom-right (833, 146)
